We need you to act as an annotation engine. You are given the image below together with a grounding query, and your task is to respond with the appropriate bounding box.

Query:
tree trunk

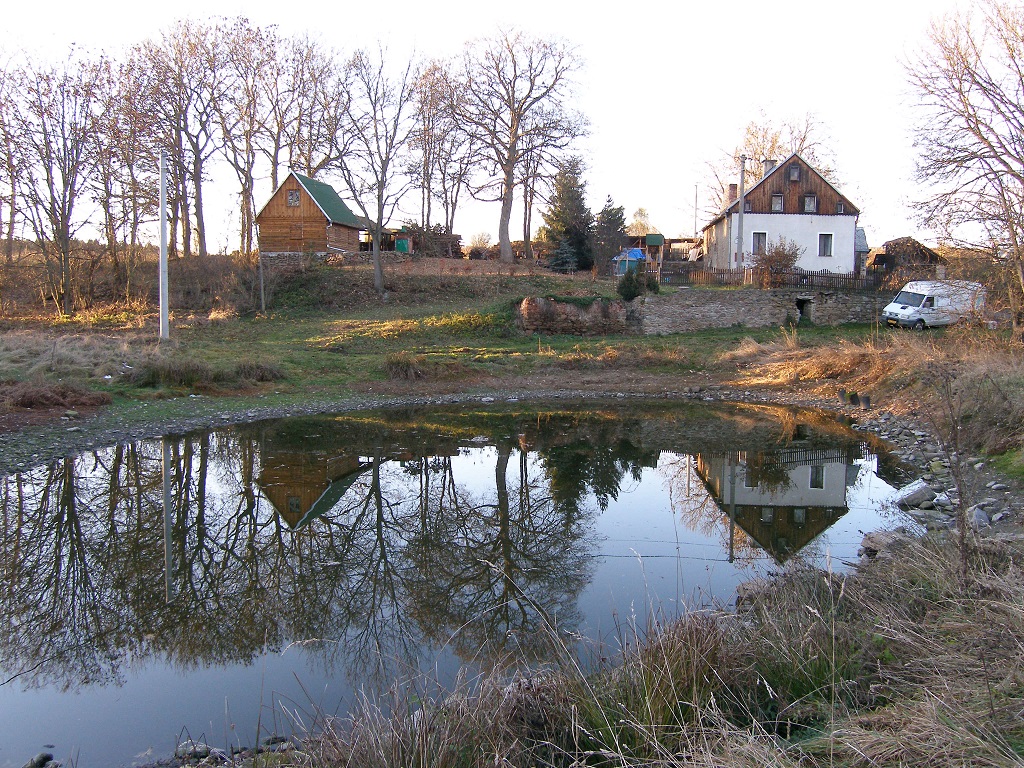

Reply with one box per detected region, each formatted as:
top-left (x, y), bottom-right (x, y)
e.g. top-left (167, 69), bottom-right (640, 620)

top-left (193, 154), bottom-right (208, 258)
top-left (498, 169), bottom-right (515, 263)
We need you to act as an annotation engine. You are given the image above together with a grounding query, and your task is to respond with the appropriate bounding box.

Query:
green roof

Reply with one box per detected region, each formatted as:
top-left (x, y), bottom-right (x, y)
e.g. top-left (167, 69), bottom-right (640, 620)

top-left (292, 172), bottom-right (364, 229)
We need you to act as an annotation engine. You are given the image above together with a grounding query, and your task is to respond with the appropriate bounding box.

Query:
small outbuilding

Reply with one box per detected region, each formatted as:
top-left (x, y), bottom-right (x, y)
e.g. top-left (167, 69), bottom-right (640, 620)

top-left (611, 247), bottom-right (647, 276)
top-left (256, 171), bottom-right (365, 258)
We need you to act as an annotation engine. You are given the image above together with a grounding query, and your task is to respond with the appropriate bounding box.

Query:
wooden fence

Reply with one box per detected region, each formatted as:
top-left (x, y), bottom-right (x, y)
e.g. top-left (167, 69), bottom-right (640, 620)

top-left (659, 263), bottom-right (890, 291)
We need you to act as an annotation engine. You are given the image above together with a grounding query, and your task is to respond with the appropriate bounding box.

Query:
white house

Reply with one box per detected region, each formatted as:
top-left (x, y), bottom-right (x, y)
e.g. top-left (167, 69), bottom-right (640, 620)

top-left (701, 153), bottom-right (860, 274)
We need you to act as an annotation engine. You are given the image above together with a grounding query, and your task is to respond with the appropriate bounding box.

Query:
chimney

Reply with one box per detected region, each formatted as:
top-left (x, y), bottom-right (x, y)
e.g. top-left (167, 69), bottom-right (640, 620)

top-left (763, 158), bottom-right (777, 176)
top-left (727, 184), bottom-right (738, 204)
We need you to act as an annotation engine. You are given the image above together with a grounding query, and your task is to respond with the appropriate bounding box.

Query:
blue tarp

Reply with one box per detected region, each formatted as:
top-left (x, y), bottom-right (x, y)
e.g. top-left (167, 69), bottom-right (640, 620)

top-left (612, 248), bottom-right (646, 275)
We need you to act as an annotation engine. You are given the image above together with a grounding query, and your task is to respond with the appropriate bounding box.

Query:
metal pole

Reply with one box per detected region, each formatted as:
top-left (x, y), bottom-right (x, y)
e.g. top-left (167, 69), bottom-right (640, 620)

top-left (159, 151), bottom-right (169, 340)
top-left (693, 183), bottom-right (698, 239)
top-left (735, 154), bottom-right (747, 270)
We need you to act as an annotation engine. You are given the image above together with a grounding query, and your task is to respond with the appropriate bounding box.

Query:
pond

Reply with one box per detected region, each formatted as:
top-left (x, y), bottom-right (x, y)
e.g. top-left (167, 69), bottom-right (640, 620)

top-left (0, 399), bottom-right (913, 768)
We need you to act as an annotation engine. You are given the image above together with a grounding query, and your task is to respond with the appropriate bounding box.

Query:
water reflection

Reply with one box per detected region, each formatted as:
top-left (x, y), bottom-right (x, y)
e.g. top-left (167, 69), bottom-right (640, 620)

top-left (0, 400), bottom-right (899, 760)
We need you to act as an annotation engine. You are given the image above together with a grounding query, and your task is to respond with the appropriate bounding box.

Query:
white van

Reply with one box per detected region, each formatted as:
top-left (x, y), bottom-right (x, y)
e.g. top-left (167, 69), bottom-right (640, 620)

top-left (882, 280), bottom-right (985, 329)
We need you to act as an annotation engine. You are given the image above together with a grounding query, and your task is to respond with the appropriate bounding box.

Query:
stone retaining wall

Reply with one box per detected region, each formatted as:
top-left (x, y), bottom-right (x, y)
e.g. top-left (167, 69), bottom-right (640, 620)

top-left (642, 287), bottom-right (888, 334)
top-left (516, 297), bottom-right (638, 335)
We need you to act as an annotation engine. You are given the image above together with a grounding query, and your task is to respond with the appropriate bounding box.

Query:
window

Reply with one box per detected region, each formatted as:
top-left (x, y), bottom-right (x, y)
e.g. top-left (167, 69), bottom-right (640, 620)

top-left (752, 232), bottom-right (767, 256)
top-left (771, 193), bottom-right (784, 212)
top-left (760, 507), bottom-right (775, 524)
top-left (287, 496), bottom-right (302, 514)
top-left (803, 194), bottom-right (818, 213)
top-left (810, 465), bottom-right (825, 489)
top-left (818, 233), bottom-right (833, 257)
top-left (744, 468), bottom-right (756, 488)
top-left (792, 507), bottom-right (807, 525)
top-left (788, 163), bottom-right (801, 182)
top-left (286, 190), bottom-right (300, 207)
top-left (836, 201), bottom-right (845, 214)
top-left (744, 200), bottom-right (752, 212)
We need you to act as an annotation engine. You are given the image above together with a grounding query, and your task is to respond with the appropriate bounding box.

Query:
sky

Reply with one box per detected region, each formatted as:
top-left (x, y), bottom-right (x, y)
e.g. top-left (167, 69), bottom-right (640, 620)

top-left (3, 0), bottom-right (969, 252)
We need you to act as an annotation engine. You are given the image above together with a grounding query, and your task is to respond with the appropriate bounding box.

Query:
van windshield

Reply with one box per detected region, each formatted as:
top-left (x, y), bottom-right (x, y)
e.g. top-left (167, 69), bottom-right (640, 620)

top-left (894, 291), bottom-right (925, 307)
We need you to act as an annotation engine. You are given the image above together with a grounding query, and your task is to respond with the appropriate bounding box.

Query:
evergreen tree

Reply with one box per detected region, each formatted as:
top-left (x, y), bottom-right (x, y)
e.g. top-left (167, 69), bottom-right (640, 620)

top-left (547, 239), bottom-right (578, 273)
top-left (594, 196), bottom-right (627, 273)
top-left (540, 157), bottom-right (594, 270)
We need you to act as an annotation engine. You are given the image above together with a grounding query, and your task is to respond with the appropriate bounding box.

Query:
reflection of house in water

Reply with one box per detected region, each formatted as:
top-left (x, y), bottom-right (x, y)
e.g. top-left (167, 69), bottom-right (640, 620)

top-left (257, 450), bottom-right (371, 530)
top-left (695, 446), bottom-right (862, 563)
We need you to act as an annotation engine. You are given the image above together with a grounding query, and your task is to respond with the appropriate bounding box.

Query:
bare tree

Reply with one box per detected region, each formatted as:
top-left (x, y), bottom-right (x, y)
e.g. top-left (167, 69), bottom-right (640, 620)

top-left (250, 32), bottom-right (351, 191)
top-left (0, 52), bottom-right (23, 264)
top-left (705, 112), bottom-right (835, 214)
top-left (451, 30), bottom-right (585, 262)
top-left (336, 47), bottom-right (419, 294)
top-left (92, 57), bottom-right (158, 299)
top-left (217, 17), bottom-right (275, 255)
top-left (16, 53), bottom-right (106, 314)
top-left (908, 0), bottom-right (1024, 333)
top-left (136, 20), bottom-right (225, 259)
top-left (414, 61), bottom-right (475, 246)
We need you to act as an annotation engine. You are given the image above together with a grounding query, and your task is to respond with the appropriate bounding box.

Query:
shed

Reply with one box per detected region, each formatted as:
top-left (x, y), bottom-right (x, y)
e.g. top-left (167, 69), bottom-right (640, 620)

top-left (611, 248), bottom-right (646, 276)
top-left (256, 171), bottom-right (364, 257)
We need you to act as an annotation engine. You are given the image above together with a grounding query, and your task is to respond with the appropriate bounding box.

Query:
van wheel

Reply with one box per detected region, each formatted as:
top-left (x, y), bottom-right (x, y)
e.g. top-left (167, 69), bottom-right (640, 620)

top-left (913, 319), bottom-right (926, 331)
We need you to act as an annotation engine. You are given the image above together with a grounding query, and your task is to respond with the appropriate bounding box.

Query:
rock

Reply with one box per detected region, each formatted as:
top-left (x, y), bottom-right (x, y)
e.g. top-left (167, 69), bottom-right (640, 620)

top-left (64, 410), bottom-right (78, 419)
top-left (893, 479), bottom-right (935, 508)
top-left (971, 507), bottom-right (991, 529)
top-left (992, 483), bottom-right (1008, 491)
top-left (860, 530), bottom-right (906, 558)
top-left (919, 500), bottom-right (935, 510)
top-left (22, 754), bottom-right (53, 768)
top-left (176, 740), bottom-right (211, 759)
top-left (974, 462), bottom-right (986, 470)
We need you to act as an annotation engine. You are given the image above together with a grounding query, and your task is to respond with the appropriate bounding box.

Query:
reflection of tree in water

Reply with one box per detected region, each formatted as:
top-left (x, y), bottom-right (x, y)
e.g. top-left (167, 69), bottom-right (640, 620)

top-left (404, 443), bottom-right (595, 665)
top-left (539, 427), bottom-right (658, 516)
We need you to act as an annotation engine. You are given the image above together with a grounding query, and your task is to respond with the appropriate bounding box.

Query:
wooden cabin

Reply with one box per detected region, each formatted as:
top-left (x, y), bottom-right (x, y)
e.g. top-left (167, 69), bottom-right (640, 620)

top-left (256, 171), bottom-right (365, 257)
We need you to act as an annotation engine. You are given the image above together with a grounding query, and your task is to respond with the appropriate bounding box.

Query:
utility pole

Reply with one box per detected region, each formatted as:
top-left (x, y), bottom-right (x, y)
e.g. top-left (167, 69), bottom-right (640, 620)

top-left (735, 154), bottom-right (747, 270)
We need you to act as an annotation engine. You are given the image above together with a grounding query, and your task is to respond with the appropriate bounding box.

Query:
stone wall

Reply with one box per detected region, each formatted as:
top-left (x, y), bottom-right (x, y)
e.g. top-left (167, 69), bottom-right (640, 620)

top-left (516, 297), bottom-right (638, 335)
top-left (642, 287), bottom-right (888, 335)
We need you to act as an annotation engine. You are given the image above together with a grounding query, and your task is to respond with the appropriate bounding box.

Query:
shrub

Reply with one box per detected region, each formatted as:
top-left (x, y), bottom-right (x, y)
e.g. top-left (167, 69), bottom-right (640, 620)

top-left (234, 360), bottom-right (286, 382)
top-left (752, 236), bottom-right (804, 288)
top-left (616, 266), bottom-right (643, 301)
top-left (384, 351), bottom-right (427, 380)
top-left (129, 358), bottom-right (215, 388)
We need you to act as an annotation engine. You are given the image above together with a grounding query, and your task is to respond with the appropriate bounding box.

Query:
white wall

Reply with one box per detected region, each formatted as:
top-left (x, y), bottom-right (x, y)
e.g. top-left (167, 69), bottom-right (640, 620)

top-left (729, 212), bottom-right (858, 273)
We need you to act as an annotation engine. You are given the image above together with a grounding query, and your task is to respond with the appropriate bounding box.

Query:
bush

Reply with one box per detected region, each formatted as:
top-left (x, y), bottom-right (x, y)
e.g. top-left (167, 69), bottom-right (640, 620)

top-left (752, 236), bottom-right (804, 288)
top-left (616, 266), bottom-right (643, 301)
top-left (384, 351), bottom-right (427, 380)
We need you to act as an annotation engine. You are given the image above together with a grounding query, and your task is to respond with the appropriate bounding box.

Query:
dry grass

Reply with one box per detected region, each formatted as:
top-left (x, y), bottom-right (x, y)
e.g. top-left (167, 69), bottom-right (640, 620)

top-left (291, 535), bottom-right (1024, 768)
top-left (0, 379), bottom-right (112, 411)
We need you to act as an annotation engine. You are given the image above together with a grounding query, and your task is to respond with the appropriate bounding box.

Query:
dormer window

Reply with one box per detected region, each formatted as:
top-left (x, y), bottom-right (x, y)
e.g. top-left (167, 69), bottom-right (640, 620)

top-left (286, 190), bottom-right (300, 207)
top-left (788, 163), bottom-right (801, 182)
top-left (803, 194), bottom-right (818, 213)
top-left (771, 193), bottom-right (784, 212)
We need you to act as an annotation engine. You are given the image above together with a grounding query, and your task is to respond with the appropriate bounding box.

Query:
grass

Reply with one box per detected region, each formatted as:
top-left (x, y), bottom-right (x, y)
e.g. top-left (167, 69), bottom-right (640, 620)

top-left (293, 534), bottom-right (1024, 768)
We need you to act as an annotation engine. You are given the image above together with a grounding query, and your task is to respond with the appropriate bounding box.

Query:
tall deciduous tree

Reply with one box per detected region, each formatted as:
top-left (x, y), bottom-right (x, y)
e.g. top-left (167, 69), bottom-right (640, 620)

top-left (414, 60), bottom-right (473, 242)
top-left (539, 156), bottom-right (593, 270)
top-left (0, 53), bottom-right (23, 265)
top-left (337, 48), bottom-right (419, 294)
top-left (909, 0), bottom-right (1024, 332)
top-left (16, 54), bottom-right (106, 314)
top-left (452, 30), bottom-right (585, 262)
